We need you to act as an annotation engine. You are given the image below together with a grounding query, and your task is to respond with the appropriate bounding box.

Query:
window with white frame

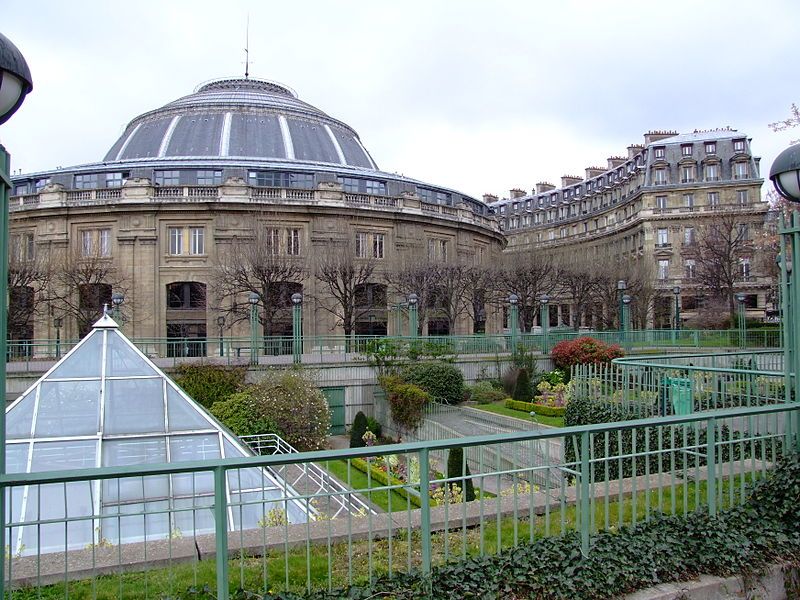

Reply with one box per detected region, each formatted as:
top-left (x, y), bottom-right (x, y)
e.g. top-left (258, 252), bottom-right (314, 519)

top-left (190, 227), bottom-right (204, 255)
top-left (658, 259), bottom-right (670, 280)
top-left (105, 172), bottom-right (126, 188)
top-left (681, 144), bottom-right (693, 156)
top-left (685, 259), bottom-right (696, 279)
top-left (733, 162), bottom-right (749, 179)
top-left (737, 189), bottom-right (749, 205)
top-left (287, 229), bottom-right (301, 256)
top-left (733, 139), bottom-right (746, 152)
top-left (74, 173), bottom-right (98, 189)
top-left (654, 147), bottom-right (665, 159)
top-left (197, 170), bottom-right (222, 185)
top-left (704, 163), bottom-right (720, 181)
top-left (355, 232), bottom-right (367, 259)
top-left (653, 168), bottom-right (668, 185)
top-left (657, 228), bottom-right (669, 246)
top-left (167, 226), bottom-right (204, 256)
top-left (684, 227), bottom-right (696, 245)
top-left (267, 228), bottom-right (280, 255)
top-left (683, 194), bottom-right (695, 210)
top-left (708, 191), bottom-right (720, 208)
top-left (737, 223), bottom-right (750, 241)
top-left (81, 228), bottom-right (111, 257)
top-left (705, 142), bottom-right (717, 154)
top-left (373, 233), bottom-right (385, 259)
top-left (655, 196), bottom-right (667, 210)
top-left (11, 232), bottom-right (35, 262)
top-left (740, 257), bottom-right (751, 279)
top-left (680, 165), bottom-right (695, 183)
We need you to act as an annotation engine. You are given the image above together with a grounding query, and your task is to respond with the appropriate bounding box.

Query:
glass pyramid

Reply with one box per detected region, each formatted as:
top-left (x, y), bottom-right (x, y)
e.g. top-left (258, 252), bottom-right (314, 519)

top-left (5, 314), bottom-right (308, 555)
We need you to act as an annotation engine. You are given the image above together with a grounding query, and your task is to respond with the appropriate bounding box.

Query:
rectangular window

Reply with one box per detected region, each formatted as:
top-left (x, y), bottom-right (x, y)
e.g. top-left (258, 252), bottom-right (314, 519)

top-left (740, 258), bottom-right (751, 278)
top-left (189, 227), bottom-right (204, 255)
top-left (355, 232), bottom-right (367, 259)
top-left (81, 228), bottom-right (112, 257)
top-left (657, 228), bottom-right (669, 246)
top-left (365, 180), bottom-right (387, 196)
top-left (168, 227), bottom-right (183, 255)
top-left (737, 223), bottom-right (750, 241)
top-left (685, 259), bottom-right (696, 279)
top-left (680, 165), bottom-right (695, 183)
top-left (655, 196), bottom-right (667, 210)
top-left (737, 190), bottom-right (749, 205)
top-left (74, 174), bottom-right (98, 189)
top-left (287, 229), bottom-right (301, 256)
top-left (733, 139), bottom-right (746, 152)
top-left (267, 228), bottom-right (280, 255)
top-left (705, 142), bottom-right (717, 154)
top-left (105, 173), bottom-right (125, 188)
top-left (684, 194), bottom-right (694, 210)
top-left (681, 144), bottom-right (693, 156)
top-left (373, 233), bottom-right (384, 259)
top-left (654, 147), bottom-right (665, 159)
top-left (435, 191), bottom-right (451, 205)
top-left (684, 227), bottom-right (696, 245)
top-left (440, 240), bottom-right (448, 262)
top-left (11, 233), bottom-right (35, 262)
top-left (197, 170), bottom-right (222, 185)
top-left (704, 163), bottom-right (720, 181)
top-left (708, 191), bottom-right (719, 207)
top-left (653, 168), bottom-right (668, 185)
top-left (35, 178), bottom-right (50, 192)
top-left (155, 170), bottom-right (180, 186)
top-left (428, 239), bottom-right (436, 260)
top-left (733, 162), bottom-right (749, 179)
top-left (658, 259), bottom-right (669, 280)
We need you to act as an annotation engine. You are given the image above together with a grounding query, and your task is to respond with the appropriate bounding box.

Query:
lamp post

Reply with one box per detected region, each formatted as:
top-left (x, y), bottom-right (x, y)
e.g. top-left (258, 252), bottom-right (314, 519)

top-left (111, 292), bottom-right (124, 321)
top-left (407, 293), bottom-right (418, 338)
top-left (291, 292), bottom-right (303, 364)
top-left (216, 315), bottom-right (225, 357)
top-left (540, 294), bottom-right (550, 354)
top-left (770, 144), bottom-right (800, 404)
top-left (508, 293), bottom-right (519, 352)
top-left (672, 285), bottom-right (681, 346)
top-left (53, 317), bottom-right (62, 359)
top-left (0, 31), bottom-right (33, 597)
top-left (248, 292), bottom-right (259, 365)
top-left (621, 294), bottom-right (632, 351)
top-left (617, 280), bottom-right (626, 332)
top-left (736, 292), bottom-right (747, 349)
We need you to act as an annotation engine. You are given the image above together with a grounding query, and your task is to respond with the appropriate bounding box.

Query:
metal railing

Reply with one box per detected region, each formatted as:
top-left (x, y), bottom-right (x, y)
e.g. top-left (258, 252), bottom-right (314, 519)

top-left (4, 328), bottom-right (782, 367)
top-left (1, 403), bottom-right (796, 598)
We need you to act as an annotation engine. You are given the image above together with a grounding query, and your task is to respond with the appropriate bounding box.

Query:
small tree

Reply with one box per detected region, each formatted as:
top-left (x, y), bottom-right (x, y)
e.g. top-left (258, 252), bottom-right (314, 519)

top-left (380, 375), bottom-right (430, 439)
top-left (447, 447), bottom-right (475, 502)
top-left (513, 368), bottom-right (531, 402)
top-left (551, 337), bottom-right (624, 374)
top-left (349, 411), bottom-right (369, 448)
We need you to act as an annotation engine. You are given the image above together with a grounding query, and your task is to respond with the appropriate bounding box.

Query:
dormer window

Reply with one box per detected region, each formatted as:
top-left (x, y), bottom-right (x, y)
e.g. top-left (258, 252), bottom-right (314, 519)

top-left (705, 142), bottom-right (716, 154)
top-left (654, 147), bottom-right (666, 159)
top-left (681, 144), bottom-right (693, 156)
top-left (733, 139), bottom-right (746, 152)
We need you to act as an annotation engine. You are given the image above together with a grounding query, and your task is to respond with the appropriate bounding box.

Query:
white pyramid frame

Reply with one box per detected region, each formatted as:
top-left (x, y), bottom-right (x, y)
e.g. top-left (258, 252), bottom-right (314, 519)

top-left (5, 314), bottom-right (309, 555)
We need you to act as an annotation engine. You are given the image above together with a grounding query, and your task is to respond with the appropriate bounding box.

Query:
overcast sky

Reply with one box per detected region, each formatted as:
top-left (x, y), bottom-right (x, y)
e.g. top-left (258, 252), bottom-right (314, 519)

top-left (2, 0), bottom-right (798, 200)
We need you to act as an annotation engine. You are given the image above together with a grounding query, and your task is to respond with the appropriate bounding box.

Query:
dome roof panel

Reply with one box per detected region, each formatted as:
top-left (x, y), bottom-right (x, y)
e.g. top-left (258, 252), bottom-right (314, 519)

top-left (103, 77), bottom-right (377, 169)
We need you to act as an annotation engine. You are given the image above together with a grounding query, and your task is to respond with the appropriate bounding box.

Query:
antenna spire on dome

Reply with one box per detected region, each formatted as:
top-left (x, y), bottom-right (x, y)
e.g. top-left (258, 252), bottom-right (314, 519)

top-left (244, 14), bottom-right (250, 79)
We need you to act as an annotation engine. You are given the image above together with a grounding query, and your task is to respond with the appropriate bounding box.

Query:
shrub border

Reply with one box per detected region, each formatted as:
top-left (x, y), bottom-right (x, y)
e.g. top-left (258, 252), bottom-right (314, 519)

top-left (349, 458), bottom-right (423, 508)
top-left (505, 399), bottom-right (566, 417)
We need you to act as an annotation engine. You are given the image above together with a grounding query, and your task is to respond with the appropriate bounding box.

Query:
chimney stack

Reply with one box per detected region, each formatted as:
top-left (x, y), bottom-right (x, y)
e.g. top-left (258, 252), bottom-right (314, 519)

top-left (585, 167), bottom-right (605, 180)
top-left (509, 188), bottom-right (526, 199)
top-left (643, 130), bottom-right (678, 145)
top-left (627, 144), bottom-right (645, 159)
top-left (561, 175), bottom-right (582, 188)
top-left (535, 181), bottom-right (555, 194)
top-left (482, 193), bottom-right (499, 204)
top-left (607, 156), bottom-right (626, 169)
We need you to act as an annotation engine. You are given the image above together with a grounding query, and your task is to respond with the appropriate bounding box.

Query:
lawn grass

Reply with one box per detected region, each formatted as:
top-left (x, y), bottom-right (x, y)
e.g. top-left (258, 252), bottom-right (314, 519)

top-left (473, 401), bottom-right (565, 427)
top-left (322, 459), bottom-right (412, 513)
top-left (12, 470), bottom-right (766, 599)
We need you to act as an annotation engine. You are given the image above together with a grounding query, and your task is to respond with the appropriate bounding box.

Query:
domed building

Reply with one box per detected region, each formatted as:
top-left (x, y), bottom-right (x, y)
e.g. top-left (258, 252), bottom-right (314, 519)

top-left (9, 78), bottom-right (504, 353)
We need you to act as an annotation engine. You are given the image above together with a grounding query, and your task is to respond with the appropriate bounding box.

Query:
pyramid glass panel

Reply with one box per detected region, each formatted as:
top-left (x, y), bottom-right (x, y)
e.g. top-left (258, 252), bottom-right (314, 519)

top-left (5, 315), bottom-right (309, 556)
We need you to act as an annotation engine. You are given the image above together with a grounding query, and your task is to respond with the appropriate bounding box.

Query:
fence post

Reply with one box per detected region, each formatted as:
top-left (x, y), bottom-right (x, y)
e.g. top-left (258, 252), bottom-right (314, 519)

top-left (706, 418), bottom-right (716, 517)
top-left (419, 447), bottom-right (432, 575)
top-left (214, 466), bottom-right (230, 600)
top-left (580, 430), bottom-right (591, 556)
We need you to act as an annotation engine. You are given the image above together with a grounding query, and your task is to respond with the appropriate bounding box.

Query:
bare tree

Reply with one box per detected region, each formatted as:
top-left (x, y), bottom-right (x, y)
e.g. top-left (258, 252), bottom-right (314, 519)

top-left (496, 250), bottom-right (556, 332)
top-left (694, 211), bottom-right (751, 319)
top-left (430, 263), bottom-right (473, 334)
top-left (313, 237), bottom-right (377, 337)
top-left (7, 238), bottom-right (51, 340)
top-left (47, 249), bottom-right (129, 337)
top-left (384, 253), bottom-right (440, 335)
top-left (553, 254), bottom-right (599, 331)
top-left (212, 225), bottom-right (306, 336)
top-left (461, 265), bottom-right (496, 333)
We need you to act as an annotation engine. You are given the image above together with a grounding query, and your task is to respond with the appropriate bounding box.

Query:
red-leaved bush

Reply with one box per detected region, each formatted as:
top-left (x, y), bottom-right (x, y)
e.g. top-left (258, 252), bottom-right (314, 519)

top-left (550, 337), bottom-right (624, 371)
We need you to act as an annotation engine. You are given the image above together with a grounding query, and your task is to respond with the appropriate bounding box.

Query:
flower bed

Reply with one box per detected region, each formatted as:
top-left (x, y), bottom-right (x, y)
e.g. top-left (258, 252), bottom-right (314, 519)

top-left (349, 457), bottom-right (423, 508)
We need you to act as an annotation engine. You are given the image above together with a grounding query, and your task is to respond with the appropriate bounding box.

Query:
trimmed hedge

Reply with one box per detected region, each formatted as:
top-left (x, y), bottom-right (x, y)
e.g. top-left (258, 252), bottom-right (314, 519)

top-left (172, 364), bottom-right (246, 409)
top-left (505, 399), bottom-right (566, 417)
top-left (349, 458), bottom-right (422, 508)
top-left (401, 362), bottom-right (464, 405)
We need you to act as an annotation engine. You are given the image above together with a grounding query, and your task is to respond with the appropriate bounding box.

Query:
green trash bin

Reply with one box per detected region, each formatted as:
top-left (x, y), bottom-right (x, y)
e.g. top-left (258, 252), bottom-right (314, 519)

top-left (666, 377), bottom-right (693, 415)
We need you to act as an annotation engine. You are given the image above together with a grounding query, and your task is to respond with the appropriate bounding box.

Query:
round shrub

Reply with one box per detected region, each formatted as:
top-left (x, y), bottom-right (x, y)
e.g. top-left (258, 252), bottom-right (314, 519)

top-left (550, 337), bottom-right (624, 372)
top-left (470, 381), bottom-right (507, 404)
top-left (246, 370), bottom-right (331, 451)
top-left (380, 375), bottom-right (430, 436)
top-left (173, 364), bottom-right (246, 409)
top-left (209, 392), bottom-right (280, 438)
top-left (350, 411), bottom-right (369, 448)
top-left (401, 361), bottom-right (464, 405)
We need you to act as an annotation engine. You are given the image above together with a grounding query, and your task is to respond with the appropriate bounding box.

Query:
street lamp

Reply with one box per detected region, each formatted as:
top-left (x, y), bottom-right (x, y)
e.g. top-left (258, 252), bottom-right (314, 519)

top-left (291, 292), bottom-right (303, 364)
top-left (508, 293), bottom-right (519, 352)
top-left (53, 317), bottom-right (62, 359)
top-left (769, 145), bottom-right (800, 402)
top-left (540, 294), bottom-right (550, 354)
top-left (672, 285), bottom-right (681, 346)
top-left (248, 292), bottom-right (259, 365)
top-left (617, 280), bottom-right (627, 331)
top-left (216, 315), bottom-right (226, 357)
top-left (407, 293), bottom-right (418, 338)
top-left (111, 292), bottom-right (124, 321)
top-left (621, 294), bottom-right (632, 351)
top-left (736, 292), bottom-right (747, 349)
top-left (0, 31), bottom-right (33, 594)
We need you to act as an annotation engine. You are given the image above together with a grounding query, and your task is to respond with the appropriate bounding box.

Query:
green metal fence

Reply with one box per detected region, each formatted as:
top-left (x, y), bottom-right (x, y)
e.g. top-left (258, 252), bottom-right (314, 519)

top-left (4, 328), bottom-right (782, 367)
top-left (1, 403), bottom-right (796, 599)
top-left (572, 350), bottom-right (788, 419)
